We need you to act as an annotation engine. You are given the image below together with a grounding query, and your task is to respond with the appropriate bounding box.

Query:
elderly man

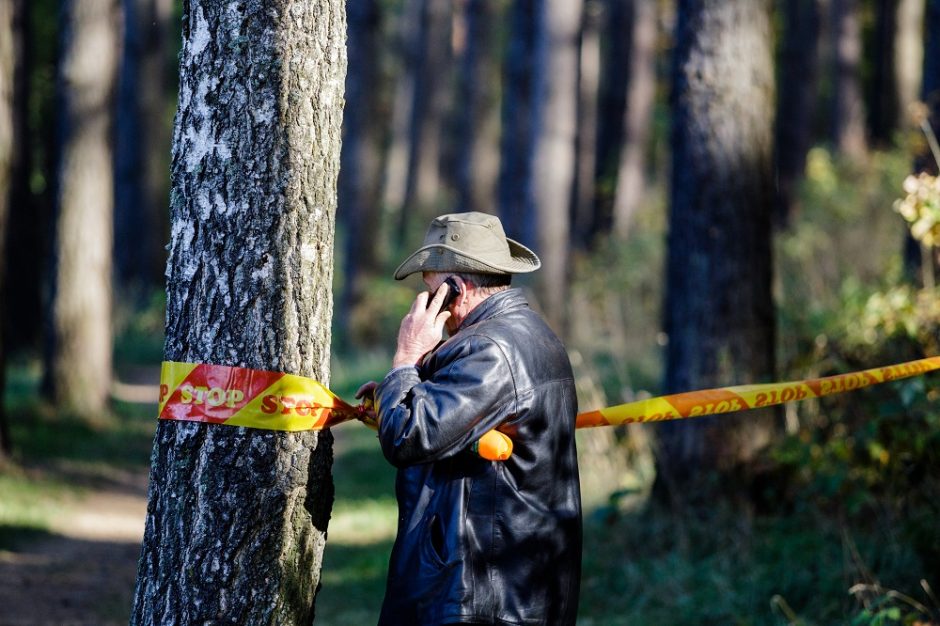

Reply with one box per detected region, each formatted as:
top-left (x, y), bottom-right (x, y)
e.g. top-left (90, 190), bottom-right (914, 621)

top-left (358, 212), bottom-right (581, 626)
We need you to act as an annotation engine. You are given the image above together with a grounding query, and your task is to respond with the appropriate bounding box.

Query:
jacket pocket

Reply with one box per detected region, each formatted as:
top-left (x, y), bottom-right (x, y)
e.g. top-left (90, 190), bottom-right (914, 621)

top-left (424, 514), bottom-right (448, 567)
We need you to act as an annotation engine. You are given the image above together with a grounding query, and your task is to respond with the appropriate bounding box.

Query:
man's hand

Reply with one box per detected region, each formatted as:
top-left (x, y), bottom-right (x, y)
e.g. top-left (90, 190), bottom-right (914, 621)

top-left (355, 381), bottom-right (379, 430)
top-left (392, 283), bottom-right (452, 368)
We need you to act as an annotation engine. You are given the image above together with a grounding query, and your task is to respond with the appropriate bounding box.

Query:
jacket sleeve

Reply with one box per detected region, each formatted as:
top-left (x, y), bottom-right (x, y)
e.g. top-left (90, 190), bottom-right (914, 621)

top-left (374, 334), bottom-right (515, 467)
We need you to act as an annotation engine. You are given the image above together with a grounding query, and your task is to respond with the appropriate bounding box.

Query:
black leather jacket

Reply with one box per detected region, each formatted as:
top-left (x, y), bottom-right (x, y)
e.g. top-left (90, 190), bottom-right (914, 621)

top-left (375, 288), bottom-right (582, 625)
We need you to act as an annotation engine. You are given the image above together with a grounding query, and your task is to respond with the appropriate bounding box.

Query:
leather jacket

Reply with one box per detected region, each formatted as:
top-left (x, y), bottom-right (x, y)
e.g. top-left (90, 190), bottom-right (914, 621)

top-left (375, 288), bottom-right (582, 625)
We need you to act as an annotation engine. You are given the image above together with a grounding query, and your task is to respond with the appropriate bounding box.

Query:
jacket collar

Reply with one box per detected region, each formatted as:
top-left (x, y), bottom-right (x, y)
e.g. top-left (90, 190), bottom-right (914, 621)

top-left (457, 288), bottom-right (529, 333)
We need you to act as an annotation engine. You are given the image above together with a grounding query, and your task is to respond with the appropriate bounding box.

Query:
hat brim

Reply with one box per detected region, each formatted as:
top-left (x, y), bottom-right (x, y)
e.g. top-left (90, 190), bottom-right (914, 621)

top-left (393, 238), bottom-right (541, 280)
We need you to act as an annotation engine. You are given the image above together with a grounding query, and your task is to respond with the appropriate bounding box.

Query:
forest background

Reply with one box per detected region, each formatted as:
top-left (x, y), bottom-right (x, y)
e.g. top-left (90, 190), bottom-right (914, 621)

top-left (1, 0), bottom-right (940, 624)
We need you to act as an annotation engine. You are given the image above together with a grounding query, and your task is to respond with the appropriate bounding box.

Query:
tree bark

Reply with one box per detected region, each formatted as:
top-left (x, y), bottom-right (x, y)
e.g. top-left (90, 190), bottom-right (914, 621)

top-left (44, 0), bottom-right (119, 416)
top-left (659, 0), bottom-right (778, 490)
top-left (454, 0), bottom-right (502, 216)
top-left (923, 0), bottom-right (940, 168)
top-left (533, 0), bottom-right (581, 336)
top-left (775, 0), bottom-right (822, 227)
top-left (130, 1), bottom-right (346, 623)
top-left (831, 0), bottom-right (867, 159)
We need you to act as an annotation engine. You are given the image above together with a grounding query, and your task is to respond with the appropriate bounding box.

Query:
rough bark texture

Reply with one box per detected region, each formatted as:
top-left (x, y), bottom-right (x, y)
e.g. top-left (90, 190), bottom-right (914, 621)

top-left (660, 0), bottom-right (778, 488)
top-left (130, 1), bottom-right (346, 623)
top-left (455, 0), bottom-right (502, 216)
top-left (831, 0), bottom-right (867, 159)
top-left (775, 0), bottom-right (822, 227)
top-left (0, 0), bottom-right (15, 456)
top-left (45, 0), bottom-right (119, 416)
top-left (533, 0), bottom-right (581, 336)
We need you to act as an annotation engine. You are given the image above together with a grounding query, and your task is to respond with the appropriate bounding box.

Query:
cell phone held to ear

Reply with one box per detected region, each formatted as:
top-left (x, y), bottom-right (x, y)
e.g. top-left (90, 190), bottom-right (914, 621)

top-left (438, 277), bottom-right (460, 310)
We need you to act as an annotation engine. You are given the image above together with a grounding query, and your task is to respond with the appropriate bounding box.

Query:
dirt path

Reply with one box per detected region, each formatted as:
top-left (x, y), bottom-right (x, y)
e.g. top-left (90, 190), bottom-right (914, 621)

top-left (0, 478), bottom-right (148, 625)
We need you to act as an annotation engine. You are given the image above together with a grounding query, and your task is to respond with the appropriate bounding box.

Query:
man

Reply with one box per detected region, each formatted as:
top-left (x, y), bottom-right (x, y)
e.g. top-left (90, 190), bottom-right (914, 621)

top-left (357, 212), bottom-right (582, 625)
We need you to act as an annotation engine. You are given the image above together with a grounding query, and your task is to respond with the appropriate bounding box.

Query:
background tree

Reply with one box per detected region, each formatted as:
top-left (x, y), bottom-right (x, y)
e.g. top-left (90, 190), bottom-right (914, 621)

top-left (454, 0), bottom-right (502, 216)
top-left (338, 0), bottom-right (387, 346)
top-left (659, 0), bottom-right (778, 490)
top-left (115, 0), bottom-right (174, 295)
top-left (774, 0), bottom-right (822, 226)
top-left (130, 0), bottom-right (346, 622)
top-left (831, 0), bottom-right (868, 159)
top-left (44, 0), bottom-right (119, 416)
top-left (533, 0), bottom-right (582, 335)
top-left (0, 0), bottom-right (17, 458)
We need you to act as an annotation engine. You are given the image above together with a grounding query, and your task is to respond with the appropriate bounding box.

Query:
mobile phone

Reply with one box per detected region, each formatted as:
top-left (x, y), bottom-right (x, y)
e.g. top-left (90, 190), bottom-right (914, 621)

top-left (440, 277), bottom-right (461, 309)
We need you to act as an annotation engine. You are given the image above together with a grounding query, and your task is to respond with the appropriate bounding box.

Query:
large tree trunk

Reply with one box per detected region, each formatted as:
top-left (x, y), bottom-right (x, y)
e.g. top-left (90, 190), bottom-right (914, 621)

top-left (130, 1), bottom-right (346, 623)
top-left (44, 0), bottom-right (119, 416)
top-left (533, 0), bottom-right (581, 335)
top-left (923, 0), bottom-right (940, 171)
top-left (775, 0), bottom-right (822, 227)
top-left (831, 0), bottom-right (867, 159)
top-left (454, 0), bottom-right (502, 216)
top-left (659, 0), bottom-right (778, 491)
top-left (338, 0), bottom-right (386, 346)
top-left (115, 0), bottom-right (173, 295)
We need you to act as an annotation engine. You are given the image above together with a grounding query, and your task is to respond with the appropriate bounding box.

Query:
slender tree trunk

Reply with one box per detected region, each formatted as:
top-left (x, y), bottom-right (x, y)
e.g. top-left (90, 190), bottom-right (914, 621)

top-left (572, 0), bottom-right (601, 249)
top-left (338, 0), bottom-right (385, 346)
top-left (775, 0), bottom-right (822, 227)
top-left (499, 0), bottom-right (542, 246)
top-left (454, 0), bottom-right (502, 216)
top-left (45, 0), bottom-right (119, 416)
top-left (659, 0), bottom-right (778, 491)
top-left (896, 0), bottom-right (925, 132)
top-left (611, 0), bottom-right (656, 237)
top-left (0, 0), bottom-right (17, 458)
top-left (831, 0), bottom-right (867, 159)
top-left (130, 1), bottom-right (346, 622)
top-left (115, 0), bottom-right (173, 295)
top-left (533, 0), bottom-right (581, 335)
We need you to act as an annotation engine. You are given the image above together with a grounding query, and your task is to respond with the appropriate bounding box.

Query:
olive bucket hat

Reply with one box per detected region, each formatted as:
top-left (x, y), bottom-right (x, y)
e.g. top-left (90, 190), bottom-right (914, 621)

top-left (394, 212), bottom-right (541, 280)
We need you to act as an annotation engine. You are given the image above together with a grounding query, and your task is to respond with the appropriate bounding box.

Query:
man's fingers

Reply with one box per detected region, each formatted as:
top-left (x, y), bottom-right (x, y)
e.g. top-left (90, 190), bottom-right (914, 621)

top-left (435, 311), bottom-right (452, 327)
top-left (428, 282), bottom-right (449, 311)
top-left (355, 381), bottom-right (378, 399)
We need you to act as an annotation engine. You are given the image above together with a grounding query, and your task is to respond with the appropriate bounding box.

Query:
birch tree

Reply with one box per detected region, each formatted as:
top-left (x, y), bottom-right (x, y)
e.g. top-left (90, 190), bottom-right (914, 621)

top-left (130, 1), bottom-right (346, 622)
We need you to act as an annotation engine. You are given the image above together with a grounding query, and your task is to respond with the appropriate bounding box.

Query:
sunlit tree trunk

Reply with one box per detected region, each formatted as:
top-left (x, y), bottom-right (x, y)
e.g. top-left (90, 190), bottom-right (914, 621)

top-left (115, 0), bottom-right (173, 294)
top-left (533, 0), bottom-right (581, 335)
top-left (775, 0), bottom-right (822, 227)
top-left (130, 1), bottom-right (346, 622)
top-left (831, 0), bottom-right (867, 159)
top-left (338, 0), bottom-right (386, 346)
top-left (454, 0), bottom-right (502, 216)
top-left (45, 0), bottom-right (119, 416)
top-left (659, 0), bottom-right (778, 492)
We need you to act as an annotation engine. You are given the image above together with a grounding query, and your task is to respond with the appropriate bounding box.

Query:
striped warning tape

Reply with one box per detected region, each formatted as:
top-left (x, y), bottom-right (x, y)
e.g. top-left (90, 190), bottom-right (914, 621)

top-left (159, 356), bottom-right (940, 459)
top-left (575, 356), bottom-right (940, 428)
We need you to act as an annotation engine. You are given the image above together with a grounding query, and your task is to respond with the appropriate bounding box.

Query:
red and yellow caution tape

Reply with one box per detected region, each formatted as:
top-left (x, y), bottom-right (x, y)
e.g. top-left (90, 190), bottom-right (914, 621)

top-left (159, 356), bottom-right (940, 460)
top-left (576, 356), bottom-right (940, 428)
